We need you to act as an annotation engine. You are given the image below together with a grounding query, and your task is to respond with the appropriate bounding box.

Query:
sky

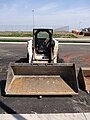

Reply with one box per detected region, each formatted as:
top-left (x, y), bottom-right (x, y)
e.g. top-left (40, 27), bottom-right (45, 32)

top-left (0, 0), bottom-right (90, 30)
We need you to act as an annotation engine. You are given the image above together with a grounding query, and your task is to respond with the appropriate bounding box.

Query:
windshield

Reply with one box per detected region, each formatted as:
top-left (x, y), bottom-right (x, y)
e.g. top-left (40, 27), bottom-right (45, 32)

top-left (37, 31), bottom-right (49, 38)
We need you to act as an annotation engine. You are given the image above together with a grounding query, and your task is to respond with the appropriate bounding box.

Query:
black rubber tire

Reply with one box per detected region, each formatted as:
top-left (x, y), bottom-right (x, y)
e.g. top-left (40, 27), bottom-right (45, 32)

top-left (27, 53), bottom-right (29, 63)
top-left (57, 56), bottom-right (64, 63)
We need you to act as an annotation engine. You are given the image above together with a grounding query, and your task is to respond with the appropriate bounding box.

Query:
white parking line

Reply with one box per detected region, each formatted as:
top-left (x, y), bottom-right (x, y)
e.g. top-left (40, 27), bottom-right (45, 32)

top-left (59, 43), bottom-right (90, 45)
top-left (0, 113), bottom-right (90, 120)
top-left (0, 42), bottom-right (27, 44)
top-left (0, 42), bottom-right (90, 45)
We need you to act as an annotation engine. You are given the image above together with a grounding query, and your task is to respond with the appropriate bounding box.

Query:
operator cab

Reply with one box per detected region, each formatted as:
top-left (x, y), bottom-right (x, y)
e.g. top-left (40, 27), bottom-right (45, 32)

top-left (33, 29), bottom-right (55, 63)
top-left (33, 29), bottom-right (54, 53)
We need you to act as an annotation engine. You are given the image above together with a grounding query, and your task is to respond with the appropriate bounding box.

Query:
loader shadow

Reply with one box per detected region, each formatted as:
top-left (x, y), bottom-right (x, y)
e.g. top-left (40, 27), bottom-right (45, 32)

top-left (0, 82), bottom-right (26, 118)
top-left (15, 58), bottom-right (28, 63)
top-left (15, 57), bottom-right (65, 63)
top-left (0, 100), bottom-right (27, 119)
top-left (0, 100), bottom-right (17, 114)
top-left (0, 80), bottom-right (6, 96)
top-left (60, 74), bottom-right (78, 94)
top-left (4, 94), bottom-right (72, 98)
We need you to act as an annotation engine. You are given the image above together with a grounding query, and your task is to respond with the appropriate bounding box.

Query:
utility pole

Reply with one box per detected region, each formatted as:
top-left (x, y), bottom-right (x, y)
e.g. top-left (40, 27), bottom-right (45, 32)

top-left (32, 10), bottom-right (34, 29)
top-left (79, 22), bottom-right (82, 30)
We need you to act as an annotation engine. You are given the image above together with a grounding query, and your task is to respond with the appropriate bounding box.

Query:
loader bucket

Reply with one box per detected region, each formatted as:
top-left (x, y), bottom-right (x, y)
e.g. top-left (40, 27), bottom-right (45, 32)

top-left (78, 67), bottom-right (90, 93)
top-left (5, 63), bottom-right (78, 95)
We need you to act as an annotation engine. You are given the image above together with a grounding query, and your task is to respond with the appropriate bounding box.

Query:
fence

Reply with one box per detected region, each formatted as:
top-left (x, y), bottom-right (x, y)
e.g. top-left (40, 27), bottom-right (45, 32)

top-left (0, 25), bottom-right (69, 32)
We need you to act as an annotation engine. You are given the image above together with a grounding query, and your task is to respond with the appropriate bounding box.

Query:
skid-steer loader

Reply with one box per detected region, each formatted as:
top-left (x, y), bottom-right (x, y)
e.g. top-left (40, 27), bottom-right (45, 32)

top-left (5, 29), bottom-right (78, 95)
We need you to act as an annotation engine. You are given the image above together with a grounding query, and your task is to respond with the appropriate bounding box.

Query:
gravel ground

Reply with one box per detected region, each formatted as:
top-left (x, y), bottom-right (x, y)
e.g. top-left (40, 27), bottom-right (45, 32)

top-left (0, 43), bottom-right (90, 114)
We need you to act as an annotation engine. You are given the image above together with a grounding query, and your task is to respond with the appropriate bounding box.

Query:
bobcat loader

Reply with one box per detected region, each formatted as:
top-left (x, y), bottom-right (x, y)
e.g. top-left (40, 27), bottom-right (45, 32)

top-left (5, 29), bottom-right (78, 95)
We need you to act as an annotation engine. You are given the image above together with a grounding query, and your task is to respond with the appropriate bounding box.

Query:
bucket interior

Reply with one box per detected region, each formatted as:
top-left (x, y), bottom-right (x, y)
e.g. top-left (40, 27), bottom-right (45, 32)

top-left (5, 63), bottom-right (78, 95)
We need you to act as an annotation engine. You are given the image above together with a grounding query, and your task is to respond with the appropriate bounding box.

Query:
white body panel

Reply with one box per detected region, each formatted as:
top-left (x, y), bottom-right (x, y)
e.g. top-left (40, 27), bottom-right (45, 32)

top-left (27, 38), bottom-right (58, 63)
top-left (27, 40), bottom-right (32, 63)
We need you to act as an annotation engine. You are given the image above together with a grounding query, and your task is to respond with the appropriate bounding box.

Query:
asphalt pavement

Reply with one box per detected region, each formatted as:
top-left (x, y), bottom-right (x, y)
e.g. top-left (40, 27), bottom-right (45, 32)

top-left (0, 43), bottom-right (90, 114)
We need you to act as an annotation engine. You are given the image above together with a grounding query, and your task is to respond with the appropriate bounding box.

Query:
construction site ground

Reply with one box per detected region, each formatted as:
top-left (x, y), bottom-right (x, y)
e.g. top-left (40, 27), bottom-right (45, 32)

top-left (0, 42), bottom-right (90, 114)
